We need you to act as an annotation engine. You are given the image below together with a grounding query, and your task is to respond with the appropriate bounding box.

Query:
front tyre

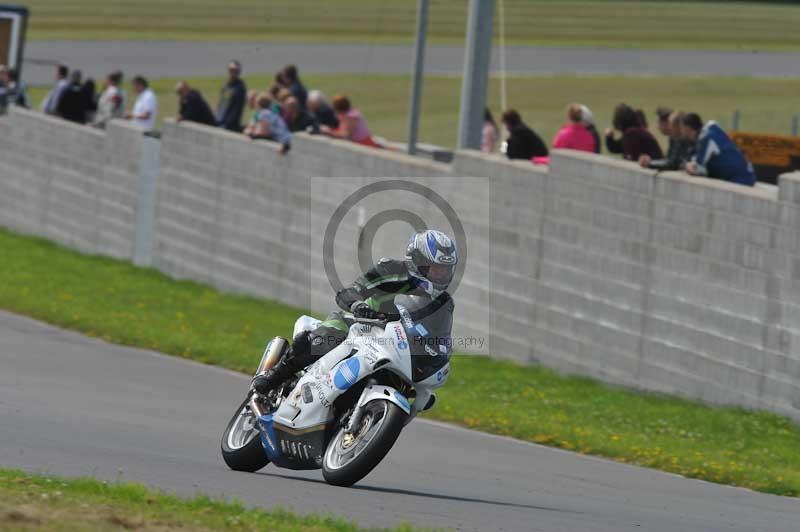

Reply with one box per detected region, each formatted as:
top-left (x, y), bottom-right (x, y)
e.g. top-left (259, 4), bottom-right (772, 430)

top-left (221, 397), bottom-right (269, 472)
top-left (322, 399), bottom-right (406, 487)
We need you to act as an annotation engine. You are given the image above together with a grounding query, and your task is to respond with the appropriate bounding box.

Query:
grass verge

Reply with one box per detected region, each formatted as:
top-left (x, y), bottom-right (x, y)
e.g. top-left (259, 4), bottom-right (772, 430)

top-left (3, 229), bottom-right (800, 496)
top-left (22, 0), bottom-right (800, 51)
top-left (27, 74), bottom-right (800, 150)
top-left (0, 468), bottom-right (418, 531)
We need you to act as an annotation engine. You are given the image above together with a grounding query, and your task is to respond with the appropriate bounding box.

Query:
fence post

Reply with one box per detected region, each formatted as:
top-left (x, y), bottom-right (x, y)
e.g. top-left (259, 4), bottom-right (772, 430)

top-left (732, 109), bottom-right (740, 132)
top-left (792, 114), bottom-right (798, 137)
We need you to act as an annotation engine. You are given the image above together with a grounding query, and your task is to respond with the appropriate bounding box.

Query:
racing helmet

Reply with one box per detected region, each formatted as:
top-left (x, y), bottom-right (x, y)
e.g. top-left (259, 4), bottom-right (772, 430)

top-left (406, 230), bottom-right (458, 297)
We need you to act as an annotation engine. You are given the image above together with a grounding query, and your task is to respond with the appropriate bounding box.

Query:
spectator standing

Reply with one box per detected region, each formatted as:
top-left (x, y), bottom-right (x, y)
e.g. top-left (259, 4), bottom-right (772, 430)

top-left (41, 64), bottom-right (70, 115)
top-left (175, 81), bottom-right (216, 126)
top-left (249, 92), bottom-right (292, 153)
top-left (281, 64), bottom-right (308, 109)
top-left (552, 103), bottom-right (597, 153)
top-left (481, 108), bottom-right (498, 153)
top-left (94, 71), bottom-right (127, 129)
top-left (126, 75), bottom-right (158, 131)
top-left (501, 109), bottom-right (548, 160)
top-left (0, 67), bottom-right (28, 112)
top-left (682, 113), bottom-right (755, 186)
top-left (604, 103), bottom-right (663, 161)
top-left (283, 96), bottom-right (318, 133)
top-left (217, 60), bottom-right (246, 131)
top-left (322, 94), bottom-right (381, 148)
top-left (580, 104), bottom-right (601, 154)
top-left (639, 111), bottom-right (695, 171)
top-left (57, 70), bottom-right (92, 124)
top-left (82, 78), bottom-right (98, 123)
top-left (307, 90), bottom-right (339, 129)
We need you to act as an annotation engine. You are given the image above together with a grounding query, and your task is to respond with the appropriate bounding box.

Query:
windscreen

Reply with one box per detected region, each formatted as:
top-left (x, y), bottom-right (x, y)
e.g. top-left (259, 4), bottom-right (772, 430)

top-left (394, 294), bottom-right (452, 382)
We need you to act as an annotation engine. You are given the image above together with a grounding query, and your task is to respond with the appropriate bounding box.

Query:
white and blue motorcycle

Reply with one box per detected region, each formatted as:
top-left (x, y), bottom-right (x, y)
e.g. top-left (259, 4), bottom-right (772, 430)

top-left (220, 294), bottom-right (452, 486)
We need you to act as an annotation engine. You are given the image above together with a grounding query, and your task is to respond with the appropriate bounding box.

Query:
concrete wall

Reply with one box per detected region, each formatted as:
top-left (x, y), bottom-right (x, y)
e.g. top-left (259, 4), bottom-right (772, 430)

top-left (0, 107), bottom-right (144, 259)
top-left (3, 106), bottom-right (800, 420)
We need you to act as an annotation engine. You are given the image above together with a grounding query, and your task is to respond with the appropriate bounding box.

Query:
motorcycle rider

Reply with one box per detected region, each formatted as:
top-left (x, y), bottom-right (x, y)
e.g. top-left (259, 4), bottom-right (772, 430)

top-left (252, 229), bottom-right (458, 394)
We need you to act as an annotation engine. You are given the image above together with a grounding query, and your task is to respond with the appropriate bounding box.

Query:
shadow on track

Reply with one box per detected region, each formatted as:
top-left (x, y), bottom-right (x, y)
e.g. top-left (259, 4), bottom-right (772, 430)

top-left (259, 471), bottom-right (581, 514)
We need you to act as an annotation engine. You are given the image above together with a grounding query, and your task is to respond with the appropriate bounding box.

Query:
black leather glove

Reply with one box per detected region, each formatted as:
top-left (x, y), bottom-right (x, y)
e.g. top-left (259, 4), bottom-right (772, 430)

top-left (351, 301), bottom-right (383, 320)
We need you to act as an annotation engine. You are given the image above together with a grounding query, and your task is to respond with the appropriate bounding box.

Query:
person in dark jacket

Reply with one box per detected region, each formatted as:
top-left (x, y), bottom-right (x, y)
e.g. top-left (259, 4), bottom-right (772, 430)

top-left (282, 96), bottom-right (318, 133)
top-left (216, 60), bottom-right (247, 131)
top-left (175, 81), bottom-right (217, 126)
top-left (57, 70), bottom-right (92, 124)
top-left (82, 78), bottom-right (98, 123)
top-left (639, 110), bottom-right (694, 171)
top-left (501, 109), bottom-right (548, 160)
top-left (604, 103), bottom-right (663, 161)
top-left (682, 113), bottom-right (755, 186)
top-left (307, 90), bottom-right (339, 129)
top-left (280, 64), bottom-right (308, 110)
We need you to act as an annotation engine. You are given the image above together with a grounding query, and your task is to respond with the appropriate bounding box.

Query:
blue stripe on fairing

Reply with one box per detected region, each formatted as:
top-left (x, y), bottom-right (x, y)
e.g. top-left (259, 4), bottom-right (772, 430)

top-left (258, 414), bottom-right (280, 461)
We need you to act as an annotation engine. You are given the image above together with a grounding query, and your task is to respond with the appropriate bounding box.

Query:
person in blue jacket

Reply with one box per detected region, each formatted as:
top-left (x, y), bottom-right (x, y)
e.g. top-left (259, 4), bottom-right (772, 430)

top-left (681, 113), bottom-right (756, 186)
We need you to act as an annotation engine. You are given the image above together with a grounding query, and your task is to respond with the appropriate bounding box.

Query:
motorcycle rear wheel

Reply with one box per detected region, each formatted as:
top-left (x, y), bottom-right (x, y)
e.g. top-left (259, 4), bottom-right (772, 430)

top-left (322, 399), bottom-right (406, 487)
top-left (221, 396), bottom-right (270, 472)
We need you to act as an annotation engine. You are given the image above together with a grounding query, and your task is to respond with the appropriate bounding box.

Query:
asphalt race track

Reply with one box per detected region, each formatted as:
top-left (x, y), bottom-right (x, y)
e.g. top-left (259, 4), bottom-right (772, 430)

top-left (22, 41), bottom-right (800, 86)
top-left (1, 310), bottom-right (797, 531)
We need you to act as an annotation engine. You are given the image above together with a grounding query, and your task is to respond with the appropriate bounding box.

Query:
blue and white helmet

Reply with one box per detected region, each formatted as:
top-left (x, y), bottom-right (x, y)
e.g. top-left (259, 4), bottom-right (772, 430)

top-left (406, 230), bottom-right (458, 297)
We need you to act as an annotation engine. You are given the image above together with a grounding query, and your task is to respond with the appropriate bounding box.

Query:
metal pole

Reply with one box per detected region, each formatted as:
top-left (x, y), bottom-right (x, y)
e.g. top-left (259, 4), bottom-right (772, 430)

top-left (732, 109), bottom-right (740, 132)
top-left (457, 0), bottom-right (495, 150)
top-left (407, 0), bottom-right (429, 156)
top-left (792, 114), bottom-right (798, 137)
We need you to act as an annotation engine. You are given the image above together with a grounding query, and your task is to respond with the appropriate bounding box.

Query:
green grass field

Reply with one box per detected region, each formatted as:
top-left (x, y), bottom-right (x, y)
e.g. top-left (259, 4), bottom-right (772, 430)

top-left (22, 0), bottom-right (800, 50)
top-left (27, 73), bottom-right (800, 149)
top-left (0, 469), bottom-right (420, 531)
top-left (3, 228), bottom-right (800, 497)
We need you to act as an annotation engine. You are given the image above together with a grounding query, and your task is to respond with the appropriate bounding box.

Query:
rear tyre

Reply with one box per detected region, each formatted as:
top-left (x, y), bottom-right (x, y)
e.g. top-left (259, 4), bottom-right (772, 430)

top-left (221, 397), bottom-right (269, 472)
top-left (322, 400), bottom-right (406, 487)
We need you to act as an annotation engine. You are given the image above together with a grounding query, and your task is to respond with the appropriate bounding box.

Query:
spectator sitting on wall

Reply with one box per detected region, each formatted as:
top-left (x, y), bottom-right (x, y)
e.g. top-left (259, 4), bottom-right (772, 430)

top-left (217, 60), bottom-right (246, 132)
top-left (604, 103), bottom-right (663, 161)
top-left (125, 75), bottom-right (158, 131)
top-left (41, 64), bottom-right (70, 115)
top-left (0, 67), bottom-right (28, 112)
top-left (579, 104), bottom-right (601, 154)
top-left (639, 111), bottom-right (695, 171)
top-left (175, 81), bottom-right (217, 126)
top-left (242, 89), bottom-right (260, 136)
top-left (682, 113), bottom-right (756, 186)
top-left (322, 94), bottom-right (382, 148)
top-left (307, 90), bottom-right (339, 129)
top-left (283, 96), bottom-right (318, 133)
top-left (552, 103), bottom-right (597, 153)
top-left (82, 78), bottom-right (98, 124)
top-left (481, 108), bottom-right (498, 153)
top-left (57, 70), bottom-right (93, 124)
top-left (94, 71), bottom-right (127, 129)
top-left (501, 109), bottom-right (548, 160)
top-left (249, 92), bottom-right (292, 154)
top-left (280, 64), bottom-right (308, 110)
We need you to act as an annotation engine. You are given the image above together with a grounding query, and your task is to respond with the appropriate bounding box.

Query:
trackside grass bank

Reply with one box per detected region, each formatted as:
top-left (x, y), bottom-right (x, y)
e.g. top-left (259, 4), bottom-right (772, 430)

top-left (0, 469), bottom-right (418, 531)
top-left (2, 228), bottom-right (800, 496)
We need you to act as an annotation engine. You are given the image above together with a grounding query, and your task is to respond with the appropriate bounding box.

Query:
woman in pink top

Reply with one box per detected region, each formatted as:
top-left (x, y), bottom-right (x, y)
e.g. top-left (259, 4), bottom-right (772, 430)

top-left (552, 103), bottom-right (597, 153)
top-left (322, 94), bottom-right (381, 148)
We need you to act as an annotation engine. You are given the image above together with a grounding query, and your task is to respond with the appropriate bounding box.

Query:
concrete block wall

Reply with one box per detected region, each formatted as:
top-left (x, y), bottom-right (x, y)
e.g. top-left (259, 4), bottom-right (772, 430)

top-left (3, 109), bottom-right (800, 420)
top-left (0, 107), bottom-right (143, 259)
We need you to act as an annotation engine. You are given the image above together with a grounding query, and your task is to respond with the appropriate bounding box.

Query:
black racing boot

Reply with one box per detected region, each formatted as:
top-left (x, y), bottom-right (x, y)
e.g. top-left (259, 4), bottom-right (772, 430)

top-left (251, 332), bottom-right (315, 395)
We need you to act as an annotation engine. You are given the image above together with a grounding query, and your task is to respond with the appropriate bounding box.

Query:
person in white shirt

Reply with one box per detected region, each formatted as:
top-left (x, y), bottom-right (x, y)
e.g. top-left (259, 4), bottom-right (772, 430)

top-left (126, 75), bottom-right (157, 131)
top-left (94, 70), bottom-right (127, 129)
top-left (41, 64), bottom-right (70, 115)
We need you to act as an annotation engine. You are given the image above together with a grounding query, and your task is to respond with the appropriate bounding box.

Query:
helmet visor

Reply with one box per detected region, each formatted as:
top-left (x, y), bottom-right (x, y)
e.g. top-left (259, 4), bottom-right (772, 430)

top-left (420, 263), bottom-right (454, 286)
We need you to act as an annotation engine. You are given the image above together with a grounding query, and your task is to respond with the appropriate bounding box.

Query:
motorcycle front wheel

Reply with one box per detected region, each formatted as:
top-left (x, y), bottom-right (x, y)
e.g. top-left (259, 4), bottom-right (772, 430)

top-left (220, 396), bottom-right (270, 472)
top-left (322, 399), bottom-right (406, 487)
